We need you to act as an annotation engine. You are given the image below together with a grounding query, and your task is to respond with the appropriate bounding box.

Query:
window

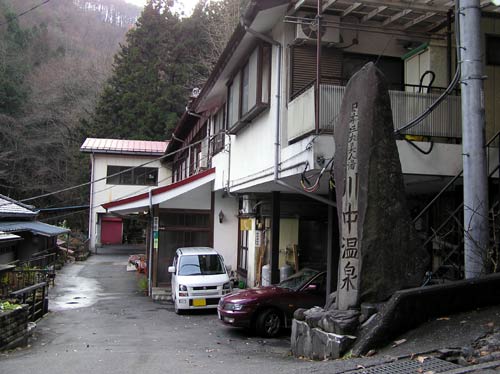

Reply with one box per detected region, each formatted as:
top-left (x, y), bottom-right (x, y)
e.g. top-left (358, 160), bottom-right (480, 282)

top-left (342, 52), bottom-right (403, 90)
top-left (106, 166), bottom-right (158, 186)
top-left (211, 107), bottom-right (225, 155)
top-left (290, 45), bottom-right (343, 100)
top-left (178, 254), bottom-right (225, 276)
top-left (241, 62), bottom-right (250, 115)
top-left (238, 230), bottom-right (248, 273)
top-left (486, 34), bottom-right (500, 66)
top-left (238, 218), bottom-right (251, 274)
top-left (0, 244), bottom-right (15, 255)
top-left (227, 43), bottom-right (272, 133)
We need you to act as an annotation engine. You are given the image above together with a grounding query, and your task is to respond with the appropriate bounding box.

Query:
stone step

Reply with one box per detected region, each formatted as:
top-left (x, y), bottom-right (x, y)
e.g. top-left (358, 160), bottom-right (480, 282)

top-left (151, 287), bottom-right (171, 302)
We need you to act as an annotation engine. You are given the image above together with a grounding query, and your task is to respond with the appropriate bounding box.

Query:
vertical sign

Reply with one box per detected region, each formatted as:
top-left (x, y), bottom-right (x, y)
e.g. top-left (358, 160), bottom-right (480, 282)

top-left (338, 102), bottom-right (360, 310)
top-left (153, 217), bottom-right (159, 250)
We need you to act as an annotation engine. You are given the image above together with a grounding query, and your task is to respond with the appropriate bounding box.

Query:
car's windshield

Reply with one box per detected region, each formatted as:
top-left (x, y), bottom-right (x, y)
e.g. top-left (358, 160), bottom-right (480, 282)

top-left (278, 269), bottom-right (319, 291)
top-left (178, 254), bottom-right (225, 276)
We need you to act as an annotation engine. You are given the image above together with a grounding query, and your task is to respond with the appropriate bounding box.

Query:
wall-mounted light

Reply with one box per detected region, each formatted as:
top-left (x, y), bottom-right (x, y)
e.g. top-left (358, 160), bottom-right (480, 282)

top-left (218, 210), bottom-right (225, 223)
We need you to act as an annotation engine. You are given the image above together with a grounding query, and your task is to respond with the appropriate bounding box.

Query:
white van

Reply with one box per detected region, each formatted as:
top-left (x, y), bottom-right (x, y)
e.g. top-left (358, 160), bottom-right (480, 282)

top-left (168, 247), bottom-right (231, 314)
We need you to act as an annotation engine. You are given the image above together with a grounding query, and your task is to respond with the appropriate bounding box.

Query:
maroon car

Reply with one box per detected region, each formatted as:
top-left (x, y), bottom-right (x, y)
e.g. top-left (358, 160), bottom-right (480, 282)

top-left (217, 269), bottom-right (326, 338)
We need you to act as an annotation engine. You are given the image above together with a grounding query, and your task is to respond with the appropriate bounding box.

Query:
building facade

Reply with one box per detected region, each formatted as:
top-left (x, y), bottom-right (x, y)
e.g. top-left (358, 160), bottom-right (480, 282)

top-left (103, 0), bottom-right (500, 293)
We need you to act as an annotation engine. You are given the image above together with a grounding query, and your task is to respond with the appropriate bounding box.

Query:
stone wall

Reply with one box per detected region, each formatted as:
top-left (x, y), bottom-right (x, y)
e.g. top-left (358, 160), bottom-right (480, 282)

top-left (0, 306), bottom-right (28, 351)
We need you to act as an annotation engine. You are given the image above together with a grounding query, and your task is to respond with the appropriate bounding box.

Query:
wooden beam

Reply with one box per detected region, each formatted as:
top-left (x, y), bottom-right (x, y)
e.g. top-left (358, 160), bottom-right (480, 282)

top-left (425, 18), bottom-right (448, 32)
top-left (382, 8), bottom-right (412, 26)
top-left (341, 0), bottom-right (450, 14)
top-left (403, 11), bottom-right (436, 29)
top-left (322, 0), bottom-right (338, 12)
top-left (342, 2), bottom-right (362, 17)
top-left (362, 6), bottom-right (388, 23)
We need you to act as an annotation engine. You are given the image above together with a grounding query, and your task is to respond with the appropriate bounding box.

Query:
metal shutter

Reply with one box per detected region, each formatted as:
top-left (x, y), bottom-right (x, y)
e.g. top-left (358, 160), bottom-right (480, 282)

top-left (290, 45), bottom-right (343, 100)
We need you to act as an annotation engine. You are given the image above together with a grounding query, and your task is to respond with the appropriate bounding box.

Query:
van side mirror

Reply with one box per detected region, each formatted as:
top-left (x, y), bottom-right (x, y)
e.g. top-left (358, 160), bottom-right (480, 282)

top-left (168, 266), bottom-right (175, 273)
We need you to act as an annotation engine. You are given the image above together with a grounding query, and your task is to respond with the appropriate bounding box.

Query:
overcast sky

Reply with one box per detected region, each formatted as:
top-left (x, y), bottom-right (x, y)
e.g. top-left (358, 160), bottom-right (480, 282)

top-left (122, 0), bottom-right (201, 16)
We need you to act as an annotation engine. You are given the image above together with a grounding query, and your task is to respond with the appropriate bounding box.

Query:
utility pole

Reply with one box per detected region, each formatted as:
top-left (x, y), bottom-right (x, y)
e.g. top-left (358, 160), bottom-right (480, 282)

top-left (458, 0), bottom-right (489, 278)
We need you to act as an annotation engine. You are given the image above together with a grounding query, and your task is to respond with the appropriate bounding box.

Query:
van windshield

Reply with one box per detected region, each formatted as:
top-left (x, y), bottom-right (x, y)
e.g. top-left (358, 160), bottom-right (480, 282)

top-left (178, 254), bottom-right (225, 276)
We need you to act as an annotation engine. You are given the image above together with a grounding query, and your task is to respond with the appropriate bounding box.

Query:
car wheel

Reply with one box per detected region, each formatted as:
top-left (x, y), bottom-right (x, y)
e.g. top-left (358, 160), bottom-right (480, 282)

top-left (256, 308), bottom-right (281, 338)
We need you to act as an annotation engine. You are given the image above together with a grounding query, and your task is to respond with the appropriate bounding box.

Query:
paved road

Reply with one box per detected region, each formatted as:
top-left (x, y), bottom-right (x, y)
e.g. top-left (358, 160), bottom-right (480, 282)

top-left (0, 254), bottom-right (385, 374)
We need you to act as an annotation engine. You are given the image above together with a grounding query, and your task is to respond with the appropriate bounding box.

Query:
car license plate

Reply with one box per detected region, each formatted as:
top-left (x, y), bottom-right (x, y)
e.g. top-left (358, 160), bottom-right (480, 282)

top-left (193, 298), bottom-right (206, 307)
top-left (217, 310), bottom-right (221, 320)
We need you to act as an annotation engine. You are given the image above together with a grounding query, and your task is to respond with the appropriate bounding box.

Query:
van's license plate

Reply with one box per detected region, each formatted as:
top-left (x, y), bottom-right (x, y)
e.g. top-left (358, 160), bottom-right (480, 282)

top-left (193, 298), bottom-right (206, 307)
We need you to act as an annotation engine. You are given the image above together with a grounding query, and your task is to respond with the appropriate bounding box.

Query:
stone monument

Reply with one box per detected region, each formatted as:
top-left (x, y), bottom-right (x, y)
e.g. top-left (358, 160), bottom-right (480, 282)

top-left (291, 62), bottom-right (430, 360)
top-left (334, 61), bottom-right (429, 308)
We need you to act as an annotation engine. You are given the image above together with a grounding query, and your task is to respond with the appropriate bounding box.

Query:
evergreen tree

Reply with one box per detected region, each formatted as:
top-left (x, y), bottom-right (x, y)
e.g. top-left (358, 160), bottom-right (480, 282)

top-left (91, 0), bottom-right (188, 140)
top-left (0, 4), bottom-right (32, 115)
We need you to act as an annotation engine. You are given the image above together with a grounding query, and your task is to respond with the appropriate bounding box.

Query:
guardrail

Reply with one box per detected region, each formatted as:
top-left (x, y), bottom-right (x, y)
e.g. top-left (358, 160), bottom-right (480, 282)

top-left (10, 282), bottom-right (48, 322)
top-left (288, 84), bottom-right (462, 141)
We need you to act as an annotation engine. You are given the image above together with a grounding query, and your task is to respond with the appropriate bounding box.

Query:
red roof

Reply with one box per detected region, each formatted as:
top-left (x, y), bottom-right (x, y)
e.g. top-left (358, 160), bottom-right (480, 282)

top-left (80, 138), bottom-right (168, 156)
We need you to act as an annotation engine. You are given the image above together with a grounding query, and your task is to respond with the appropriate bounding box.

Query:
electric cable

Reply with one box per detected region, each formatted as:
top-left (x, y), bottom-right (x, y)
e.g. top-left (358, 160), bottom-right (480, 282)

top-left (394, 3), bottom-right (462, 136)
top-left (0, 134), bottom-right (216, 209)
top-left (3, 149), bottom-right (215, 228)
top-left (0, 0), bottom-right (51, 27)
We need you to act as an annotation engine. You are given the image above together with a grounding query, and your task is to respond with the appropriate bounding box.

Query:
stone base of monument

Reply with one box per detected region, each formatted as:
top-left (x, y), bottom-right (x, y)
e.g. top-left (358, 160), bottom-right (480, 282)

top-left (290, 306), bottom-right (360, 359)
top-left (291, 320), bottom-right (356, 360)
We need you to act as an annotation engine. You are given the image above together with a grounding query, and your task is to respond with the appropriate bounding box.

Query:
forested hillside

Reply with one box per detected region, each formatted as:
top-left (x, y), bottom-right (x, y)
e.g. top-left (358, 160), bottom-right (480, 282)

top-left (0, 0), bottom-right (140, 221)
top-left (0, 0), bottom-right (245, 230)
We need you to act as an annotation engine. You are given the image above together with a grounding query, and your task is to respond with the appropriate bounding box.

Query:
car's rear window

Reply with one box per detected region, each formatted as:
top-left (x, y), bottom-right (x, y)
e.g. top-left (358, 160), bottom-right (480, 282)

top-left (178, 254), bottom-right (225, 276)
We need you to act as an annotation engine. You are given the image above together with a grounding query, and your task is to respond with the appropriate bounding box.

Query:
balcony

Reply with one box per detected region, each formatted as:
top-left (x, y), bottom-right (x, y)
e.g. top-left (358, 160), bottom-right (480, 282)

top-left (287, 84), bottom-right (462, 142)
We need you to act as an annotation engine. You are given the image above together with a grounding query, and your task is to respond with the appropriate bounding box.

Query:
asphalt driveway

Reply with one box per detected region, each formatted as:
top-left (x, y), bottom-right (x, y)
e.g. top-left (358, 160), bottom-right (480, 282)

top-left (0, 254), bottom-right (382, 374)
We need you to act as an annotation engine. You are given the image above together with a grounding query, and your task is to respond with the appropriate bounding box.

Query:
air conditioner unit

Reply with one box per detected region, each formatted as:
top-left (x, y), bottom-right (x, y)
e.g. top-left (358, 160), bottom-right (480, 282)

top-left (295, 14), bottom-right (340, 44)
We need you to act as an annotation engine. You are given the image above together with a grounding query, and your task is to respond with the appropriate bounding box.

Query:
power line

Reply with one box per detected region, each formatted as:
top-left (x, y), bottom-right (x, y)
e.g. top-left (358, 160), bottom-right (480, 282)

top-left (0, 137), bottom-right (217, 220)
top-left (0, 0), bottom-right (51, 27)
top-left (0, 135), bottom-right (211, 209)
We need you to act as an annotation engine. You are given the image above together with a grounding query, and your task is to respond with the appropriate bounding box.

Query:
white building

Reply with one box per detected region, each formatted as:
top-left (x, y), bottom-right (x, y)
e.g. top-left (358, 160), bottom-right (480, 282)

top-left (80, 138), bottom-right (170, 251)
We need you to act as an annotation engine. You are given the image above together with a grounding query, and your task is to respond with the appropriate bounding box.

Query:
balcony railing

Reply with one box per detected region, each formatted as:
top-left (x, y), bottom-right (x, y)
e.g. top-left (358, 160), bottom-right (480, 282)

top-left (288, 84), bottom-right (462, 142)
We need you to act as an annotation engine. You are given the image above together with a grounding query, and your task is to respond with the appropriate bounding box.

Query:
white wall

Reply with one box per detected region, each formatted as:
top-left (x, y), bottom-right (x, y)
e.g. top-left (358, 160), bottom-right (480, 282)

top-left (89, 153), bottom-right (170, 250)
top-left (397, 141), bottom-right (462, 176)
top-left (213, 191), bottom-right (239, 272)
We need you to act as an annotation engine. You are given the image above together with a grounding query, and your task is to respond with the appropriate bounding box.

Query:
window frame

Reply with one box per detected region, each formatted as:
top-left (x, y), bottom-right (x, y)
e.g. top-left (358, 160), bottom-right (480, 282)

top-left (211, 107), bottom-right (226, 156)
top-left (106, 165), bottom-right (159, 186)
top-left (226, 43), bottom-right (272, 134)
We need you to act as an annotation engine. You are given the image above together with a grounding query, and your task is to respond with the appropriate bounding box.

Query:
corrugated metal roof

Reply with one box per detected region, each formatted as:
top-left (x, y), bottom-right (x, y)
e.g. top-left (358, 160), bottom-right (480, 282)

top-left (80, 138), bottom-right (169, 156)
top-left (0, 221), bottom-right (70, 237)
top-left (0, 194), bottom-right (38, 218)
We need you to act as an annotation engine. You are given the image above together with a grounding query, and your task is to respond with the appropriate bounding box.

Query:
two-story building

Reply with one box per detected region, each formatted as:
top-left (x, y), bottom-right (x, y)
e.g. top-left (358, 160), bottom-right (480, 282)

top-left (103, 0), bottom-right (500, 294)
top-left (80, 138), bottom-right (169, 252)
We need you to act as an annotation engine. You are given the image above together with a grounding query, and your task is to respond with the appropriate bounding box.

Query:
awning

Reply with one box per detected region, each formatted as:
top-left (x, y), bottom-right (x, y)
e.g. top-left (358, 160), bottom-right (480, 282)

top-left (103, 168), bottom-right (216, 214)
top-left (0, 221), bottom-right (70, 237)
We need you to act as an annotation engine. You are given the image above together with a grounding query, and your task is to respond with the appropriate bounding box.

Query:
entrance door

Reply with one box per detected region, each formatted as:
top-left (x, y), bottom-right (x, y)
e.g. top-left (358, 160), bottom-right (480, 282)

top-left (101, 217), bottom-right (123, 245)
top-left (156, 210), bottom-right (212, 286)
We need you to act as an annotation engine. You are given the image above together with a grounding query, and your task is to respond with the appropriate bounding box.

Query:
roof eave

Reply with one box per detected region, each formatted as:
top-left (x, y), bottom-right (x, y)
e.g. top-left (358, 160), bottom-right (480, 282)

top-left (166, 0), bottom-right (290, 157)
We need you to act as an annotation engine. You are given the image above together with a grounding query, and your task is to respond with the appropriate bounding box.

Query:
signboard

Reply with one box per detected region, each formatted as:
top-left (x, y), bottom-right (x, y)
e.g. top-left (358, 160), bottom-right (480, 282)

top-left (153, 231), bottom-right (159, 250)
